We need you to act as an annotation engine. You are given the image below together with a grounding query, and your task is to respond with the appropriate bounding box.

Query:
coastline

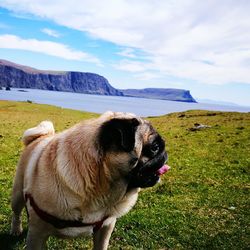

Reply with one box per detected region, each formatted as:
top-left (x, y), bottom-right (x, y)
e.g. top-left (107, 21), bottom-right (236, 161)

top-left (0, 88), bottom-right (249, 117)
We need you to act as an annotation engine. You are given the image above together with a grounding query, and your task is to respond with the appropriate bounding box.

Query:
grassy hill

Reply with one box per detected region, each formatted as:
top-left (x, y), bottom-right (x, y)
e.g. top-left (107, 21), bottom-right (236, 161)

top-left (0, 100), bottom-right (249, 249)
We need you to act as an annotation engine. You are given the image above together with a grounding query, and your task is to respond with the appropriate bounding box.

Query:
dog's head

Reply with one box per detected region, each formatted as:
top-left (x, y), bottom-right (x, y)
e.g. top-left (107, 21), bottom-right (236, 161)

top-left (98, 112), bottom-right (169, 188)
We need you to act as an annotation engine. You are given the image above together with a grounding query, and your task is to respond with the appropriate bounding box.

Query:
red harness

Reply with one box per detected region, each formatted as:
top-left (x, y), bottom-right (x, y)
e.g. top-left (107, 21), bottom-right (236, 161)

top-left (25, 193), bottom-right (108, 232)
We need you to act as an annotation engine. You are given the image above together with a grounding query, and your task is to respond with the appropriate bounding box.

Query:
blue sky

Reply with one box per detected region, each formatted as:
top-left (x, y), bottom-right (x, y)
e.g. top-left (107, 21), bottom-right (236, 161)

top-left (0, 1), bottom-right (250, 106)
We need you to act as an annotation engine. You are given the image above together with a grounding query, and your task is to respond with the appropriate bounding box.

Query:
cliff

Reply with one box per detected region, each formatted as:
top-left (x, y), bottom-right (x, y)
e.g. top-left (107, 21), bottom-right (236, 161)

top-left (0, 59), bottom-right (123, 96)
top-left (121, 88), bottom-right (197, 102)
top-left (0, 59), bottom-right (197, 102)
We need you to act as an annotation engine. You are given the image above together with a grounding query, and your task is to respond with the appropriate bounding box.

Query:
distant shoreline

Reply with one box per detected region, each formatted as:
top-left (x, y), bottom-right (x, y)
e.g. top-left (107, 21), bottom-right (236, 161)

top-left (0, 88), bottom-right (249, 117)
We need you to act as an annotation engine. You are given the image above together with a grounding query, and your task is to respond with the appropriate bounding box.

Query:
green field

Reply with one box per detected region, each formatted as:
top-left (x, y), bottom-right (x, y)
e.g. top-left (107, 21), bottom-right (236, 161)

top-left (0, 100), bottom-right (249, 250)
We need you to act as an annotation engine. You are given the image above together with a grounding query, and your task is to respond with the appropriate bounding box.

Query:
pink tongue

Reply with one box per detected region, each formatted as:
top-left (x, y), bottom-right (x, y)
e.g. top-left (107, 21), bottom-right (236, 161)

top-left (157, 165), bottom-right (171, 176)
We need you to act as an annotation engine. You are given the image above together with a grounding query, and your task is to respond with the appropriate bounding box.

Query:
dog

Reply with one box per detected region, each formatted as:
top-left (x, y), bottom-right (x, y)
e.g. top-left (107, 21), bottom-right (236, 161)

top-left (10, 111), bottom-right (170, 250)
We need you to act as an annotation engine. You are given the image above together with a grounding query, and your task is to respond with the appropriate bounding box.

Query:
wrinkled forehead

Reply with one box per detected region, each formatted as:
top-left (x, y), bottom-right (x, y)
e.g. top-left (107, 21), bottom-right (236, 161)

top-left (99, 111), bottom-right (157, 143)
top-left (108, 113), bottom-right (156, 143)
top-left (136, 119), bottom-right (157, 144)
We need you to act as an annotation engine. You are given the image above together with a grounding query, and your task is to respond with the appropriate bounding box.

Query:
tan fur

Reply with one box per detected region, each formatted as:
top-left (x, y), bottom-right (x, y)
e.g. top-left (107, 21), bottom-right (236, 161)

top-left (10, 112), bottom-right (154, 250)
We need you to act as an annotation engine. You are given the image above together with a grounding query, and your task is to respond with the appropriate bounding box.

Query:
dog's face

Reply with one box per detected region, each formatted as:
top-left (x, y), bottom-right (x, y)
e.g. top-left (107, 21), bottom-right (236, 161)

top-left (98, 113), bottom-right (168, 188)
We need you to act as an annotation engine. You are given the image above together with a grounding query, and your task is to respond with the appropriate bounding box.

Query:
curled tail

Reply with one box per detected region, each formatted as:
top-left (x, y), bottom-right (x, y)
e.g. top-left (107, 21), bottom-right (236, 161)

top-left (22, 121), bottom-right (55, 146)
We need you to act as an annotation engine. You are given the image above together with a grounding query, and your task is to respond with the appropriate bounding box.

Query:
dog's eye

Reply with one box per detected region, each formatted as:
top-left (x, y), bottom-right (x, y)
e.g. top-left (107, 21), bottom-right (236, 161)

top-left (150, 142), bottom-right (159, 154)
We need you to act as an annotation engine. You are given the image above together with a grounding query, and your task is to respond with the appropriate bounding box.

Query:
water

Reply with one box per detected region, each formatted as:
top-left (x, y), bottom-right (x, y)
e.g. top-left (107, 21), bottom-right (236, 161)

top-left (0, 88), bottom-right (249, 117)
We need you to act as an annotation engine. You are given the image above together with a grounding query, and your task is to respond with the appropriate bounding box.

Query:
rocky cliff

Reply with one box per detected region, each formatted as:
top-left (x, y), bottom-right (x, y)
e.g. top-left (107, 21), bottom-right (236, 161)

top-left (121, 88), bottom-right (197, 102)
top-left (0, 59), bottom-right (123, 96)
top-left (0, 59), bottom-right (197, 102)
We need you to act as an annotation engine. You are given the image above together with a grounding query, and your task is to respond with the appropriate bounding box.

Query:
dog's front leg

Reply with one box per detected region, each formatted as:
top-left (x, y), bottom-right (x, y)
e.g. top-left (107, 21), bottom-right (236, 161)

top-left (93, 217), bottom-right (116, 250)
top-left (26, 225), bottom-right (49, 250)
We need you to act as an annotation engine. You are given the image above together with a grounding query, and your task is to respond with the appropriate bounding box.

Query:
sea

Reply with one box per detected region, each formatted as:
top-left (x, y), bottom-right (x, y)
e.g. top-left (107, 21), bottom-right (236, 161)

top-left (0, 88), bottom-right (249, 117)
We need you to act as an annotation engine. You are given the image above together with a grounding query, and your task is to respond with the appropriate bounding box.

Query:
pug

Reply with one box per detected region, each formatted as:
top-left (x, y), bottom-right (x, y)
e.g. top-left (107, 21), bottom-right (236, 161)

top-left (10, 111), bottom-right (170, 250)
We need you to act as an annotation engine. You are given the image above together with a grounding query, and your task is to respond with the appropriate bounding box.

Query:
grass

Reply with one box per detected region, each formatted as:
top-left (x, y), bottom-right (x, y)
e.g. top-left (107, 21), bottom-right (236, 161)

top-left (0, 100), bottom-right (249, 249)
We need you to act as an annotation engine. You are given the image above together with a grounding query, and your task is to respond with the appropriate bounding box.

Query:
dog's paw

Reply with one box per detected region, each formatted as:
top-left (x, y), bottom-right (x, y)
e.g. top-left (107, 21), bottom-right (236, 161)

top-left (10, 226), bottom-right (23, 236)
top-left (10, 218), bottom-right (23, 236)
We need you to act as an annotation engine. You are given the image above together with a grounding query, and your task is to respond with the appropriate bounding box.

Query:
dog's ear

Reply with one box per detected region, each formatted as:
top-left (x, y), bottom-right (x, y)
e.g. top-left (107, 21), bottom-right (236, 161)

top-left (99, 118), bottom-right (139, 152)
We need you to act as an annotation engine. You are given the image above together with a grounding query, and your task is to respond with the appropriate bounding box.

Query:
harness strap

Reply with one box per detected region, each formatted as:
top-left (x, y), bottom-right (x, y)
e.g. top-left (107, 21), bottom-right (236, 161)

top-left (25, 193), bottom-right (108, 232)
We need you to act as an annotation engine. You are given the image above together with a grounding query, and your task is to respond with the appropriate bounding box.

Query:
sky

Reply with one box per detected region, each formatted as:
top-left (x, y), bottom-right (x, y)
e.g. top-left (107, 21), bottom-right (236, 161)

top-left (0, 0), bottom-right (250, 106)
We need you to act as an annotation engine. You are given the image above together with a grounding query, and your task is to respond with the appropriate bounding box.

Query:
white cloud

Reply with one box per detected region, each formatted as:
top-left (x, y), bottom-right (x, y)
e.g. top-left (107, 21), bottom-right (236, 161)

top-left (134, 72), bottom-right (162, 81)
top-left (113, 59), bottom-right (151, 73)
top-left (117, 48), bottom-right (137, 58)
top-left (41, 28), bottom-right (61, 38)
top-left (0, 34), bottom-right (102, 65)
top-left (1, 0), bottom-right (250, 84)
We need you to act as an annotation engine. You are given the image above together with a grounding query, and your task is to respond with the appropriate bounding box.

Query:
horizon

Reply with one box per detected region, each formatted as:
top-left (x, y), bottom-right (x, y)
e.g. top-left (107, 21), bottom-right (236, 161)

top-left (0, 1), bottom-right (250, 106)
